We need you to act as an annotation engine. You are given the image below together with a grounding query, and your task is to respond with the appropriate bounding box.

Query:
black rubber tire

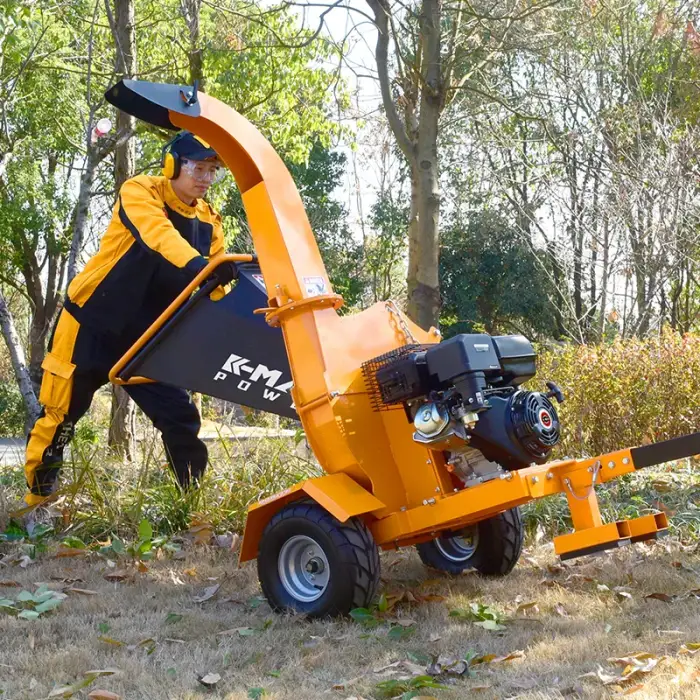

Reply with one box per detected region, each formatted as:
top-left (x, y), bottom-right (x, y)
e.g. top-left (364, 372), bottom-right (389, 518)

top-left (416, 507), bottom-right (524, 576)
top-left (257, 501), bottom-right (380, 618)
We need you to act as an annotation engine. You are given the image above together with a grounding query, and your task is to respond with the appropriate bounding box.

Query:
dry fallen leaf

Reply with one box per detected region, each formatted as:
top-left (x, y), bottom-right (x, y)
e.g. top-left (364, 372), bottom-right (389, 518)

top-left (579, 666), bottom-right (619, 685)
top-left (679, 643), bottom-right (700, 655)
top-left (192, 583), bottom-right (220, 603)
top-left (516, 601), bottom-right (539, 614)
top-left (65, 587), bottom-right (98, 596)
top-left (98, 636), bottom-right (125, 647)
top-left (373, 660), bottom-right (402, 674)
top-left (103, 571), bottom-right (131, 583)
top-left (50, 576), bottom-right (84, 584)
top-left (216, 627), bottom-right (257, 637)
top-left (0, 580), bottom-right (20, 587)
top-left (554, 603), bottom-right (569, 617)
top-left (83, 669), bottom-right (121, 678)
top-left (645, 592), bottom-right (675, 603)
top-left (429, 633), bottom-right (441, 642)
top-left (580, 652), bottom-right (668, 686)
top-left (332, 676), bottom-right (361, 690)
top-left (54, 546), bottom-right (85, 558)
top-left (87, 691), bottom-right (121, 700)
top-left (403, 660), bottom-right (428, 676)
top-left (183, 567), bottom-right (197, 577)
top-left (395, 618), bottom-right (417, 627)
top-left (473, 650), bottom-right (525, 665)
top-left (187, 518), bottom-right (214, 546)
top-left (427, 655), bottom-right (468, 676)
top-left (197, 673), bottom-right (221, 688)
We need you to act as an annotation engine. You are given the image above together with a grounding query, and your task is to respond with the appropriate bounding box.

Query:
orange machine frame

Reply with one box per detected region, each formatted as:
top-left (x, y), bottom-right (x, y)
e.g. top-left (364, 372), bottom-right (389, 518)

top-left (109, 81), bottom-right (673, 566)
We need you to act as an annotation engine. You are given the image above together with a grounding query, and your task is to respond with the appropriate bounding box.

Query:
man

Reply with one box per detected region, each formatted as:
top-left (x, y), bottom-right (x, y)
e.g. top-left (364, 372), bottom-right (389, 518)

top-left (22, 131), bottom-right (237, 510)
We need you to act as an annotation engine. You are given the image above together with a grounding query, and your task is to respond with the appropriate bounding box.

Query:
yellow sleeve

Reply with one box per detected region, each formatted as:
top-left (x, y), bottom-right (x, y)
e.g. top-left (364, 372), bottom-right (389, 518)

top-left (209, 210), bottom-right (225, 259)
top-left (118, 178), bottom-right (207, 275)
top-left (207, 208), bottom-right (229, 300)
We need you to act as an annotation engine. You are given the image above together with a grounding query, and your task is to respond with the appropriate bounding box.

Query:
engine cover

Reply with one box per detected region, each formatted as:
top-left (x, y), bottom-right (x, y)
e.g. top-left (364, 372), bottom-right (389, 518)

top-left (509, 391), bottom-right (560, 459)
top-left (468, 390), bottom-right (560, 469)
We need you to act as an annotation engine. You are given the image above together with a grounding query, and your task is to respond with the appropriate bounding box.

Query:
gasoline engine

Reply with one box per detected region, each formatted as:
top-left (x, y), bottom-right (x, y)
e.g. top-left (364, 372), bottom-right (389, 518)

top-left (363, 334), bottom-right (564, 487)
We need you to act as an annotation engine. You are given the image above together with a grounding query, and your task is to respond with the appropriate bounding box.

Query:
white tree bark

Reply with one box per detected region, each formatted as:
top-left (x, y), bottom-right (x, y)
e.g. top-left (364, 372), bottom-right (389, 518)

top-left (0, 291), bottom-right (40, 430)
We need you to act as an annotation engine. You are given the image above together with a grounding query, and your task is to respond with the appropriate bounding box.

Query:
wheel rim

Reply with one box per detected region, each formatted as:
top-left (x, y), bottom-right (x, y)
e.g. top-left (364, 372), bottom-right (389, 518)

top-left (434, 526), bottom-right (479, 562)
top-left (278, 535), bottom-right (331, 602)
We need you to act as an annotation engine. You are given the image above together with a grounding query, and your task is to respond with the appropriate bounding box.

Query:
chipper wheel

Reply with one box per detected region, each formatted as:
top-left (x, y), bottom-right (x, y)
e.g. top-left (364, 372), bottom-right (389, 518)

top-left (416, 507), bottom-right (524, 576)
top-left (257, 501), bottom-right (380, 617)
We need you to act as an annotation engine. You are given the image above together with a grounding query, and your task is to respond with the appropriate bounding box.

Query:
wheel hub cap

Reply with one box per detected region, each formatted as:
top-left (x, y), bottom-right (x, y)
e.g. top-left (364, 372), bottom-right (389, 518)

top-left (278, 535), bottom-right (330, 602)
top-left (434, 526), bottom-right (479, 562)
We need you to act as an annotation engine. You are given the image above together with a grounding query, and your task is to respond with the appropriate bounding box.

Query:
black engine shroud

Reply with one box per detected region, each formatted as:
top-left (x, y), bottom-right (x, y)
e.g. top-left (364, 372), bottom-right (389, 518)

top-left (364, 333), bottom-right (561, 470)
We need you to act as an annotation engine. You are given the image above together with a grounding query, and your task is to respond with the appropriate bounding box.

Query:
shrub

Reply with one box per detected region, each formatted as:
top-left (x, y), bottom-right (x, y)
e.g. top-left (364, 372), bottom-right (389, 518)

top-left (0, 380), bottom-right (26, 437)
top-left (535, 329), bottom-right (700, 458)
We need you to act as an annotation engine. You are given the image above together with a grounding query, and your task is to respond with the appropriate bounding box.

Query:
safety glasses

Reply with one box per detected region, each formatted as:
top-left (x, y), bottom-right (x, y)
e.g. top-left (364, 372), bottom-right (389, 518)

top-left (181, 158), bottom-right (226, 183)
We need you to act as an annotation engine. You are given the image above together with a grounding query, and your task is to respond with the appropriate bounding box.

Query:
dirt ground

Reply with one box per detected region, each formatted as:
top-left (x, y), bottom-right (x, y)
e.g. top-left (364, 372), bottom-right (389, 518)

top-left (0, 539), bottom-right (699, 700)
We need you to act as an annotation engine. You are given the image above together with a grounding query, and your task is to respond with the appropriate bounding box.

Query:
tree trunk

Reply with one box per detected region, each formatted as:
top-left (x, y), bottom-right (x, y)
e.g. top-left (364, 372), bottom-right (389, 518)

top-left (596, 214), bottom-right (610, 340)
top-left (27, 309), bottom-right (50, 394)
top-left (367, 0), bottom-right (444, 331)
top-left (108, 0), bottom-right (137, 458)
top-left (406, 0), bottom-right (441, 330)
top-left (23, 257), bottom-right (61, 397)
top-left (0, 291), bottom-right (40, 432)
top-left (67, 146), bottom-right (100, 285)
top-left (180, 0), bottom-right (204, 89)
top-left (546, 241), bottom-right (567, 338)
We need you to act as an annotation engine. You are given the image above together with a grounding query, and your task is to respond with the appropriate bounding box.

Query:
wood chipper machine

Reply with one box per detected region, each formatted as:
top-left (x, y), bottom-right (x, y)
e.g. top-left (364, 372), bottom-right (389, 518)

top-left (106, 79), bottom-right (700, 618)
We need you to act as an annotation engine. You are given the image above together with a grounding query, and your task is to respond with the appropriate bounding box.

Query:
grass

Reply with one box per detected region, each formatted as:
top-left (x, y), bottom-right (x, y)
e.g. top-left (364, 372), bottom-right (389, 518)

top-left (1, 413), bottom-right (699, 699)
top-left (0, 540), bottom-right (700, 699)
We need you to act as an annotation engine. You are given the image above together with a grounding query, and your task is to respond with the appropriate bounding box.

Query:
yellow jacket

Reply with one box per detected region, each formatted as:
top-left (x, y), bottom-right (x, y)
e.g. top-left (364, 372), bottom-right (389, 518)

top-left (66, 174), bottom-right (223, 337)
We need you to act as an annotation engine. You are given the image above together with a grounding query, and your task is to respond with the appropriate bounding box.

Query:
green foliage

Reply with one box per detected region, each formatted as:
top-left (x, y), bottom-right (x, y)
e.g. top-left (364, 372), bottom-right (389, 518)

top-left (0, 379), bottom-right (25, 436)
top-left (522, 463), bottom-right (700, 541)
top-left (0, 584), bottom-right (65, 620)
top-left (224, 141), bottom-right (365, 306)
top-left (439, 211), bottom-right (557, 339)
top-left (374, 675), bottom-right (447, 699)
top-left (365, 192), bottom-right (409, 304)
top-left (98, 519), bottom-right (177, 564)
top-left (288, 144), bottom-right (364, 308)
top-left (202, 3), bottom-right (345, 163)
top-left (449, 602), bottom-right (506, 631)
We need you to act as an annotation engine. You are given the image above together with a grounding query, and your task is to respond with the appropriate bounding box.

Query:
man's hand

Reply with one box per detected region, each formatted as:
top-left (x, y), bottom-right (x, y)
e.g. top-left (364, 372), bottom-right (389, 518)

top-left (210, 261), bottom-right (239, 286)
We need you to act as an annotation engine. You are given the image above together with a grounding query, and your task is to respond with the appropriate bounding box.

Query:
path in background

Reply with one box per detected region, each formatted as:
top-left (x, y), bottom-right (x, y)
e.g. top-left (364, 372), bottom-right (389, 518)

top-left (0, 438), bottom-right (23, 467)
top-left (0, 426), bottom-right (301, 468)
